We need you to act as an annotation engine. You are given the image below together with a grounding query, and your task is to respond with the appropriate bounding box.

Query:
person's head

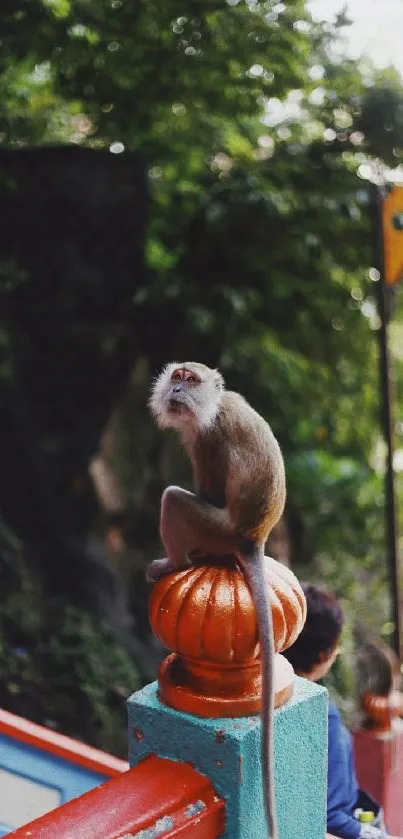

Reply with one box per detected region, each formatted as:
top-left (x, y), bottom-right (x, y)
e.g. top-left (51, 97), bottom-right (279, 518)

top-left (283, 583), bottom-right (344, 682)
top-left (356, 640), bottom-right (401, 697)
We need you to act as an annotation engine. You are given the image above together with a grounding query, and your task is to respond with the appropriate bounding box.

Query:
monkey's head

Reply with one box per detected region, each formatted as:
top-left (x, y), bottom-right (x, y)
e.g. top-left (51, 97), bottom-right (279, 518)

top-left (149, 362), bottom-right (225, 433)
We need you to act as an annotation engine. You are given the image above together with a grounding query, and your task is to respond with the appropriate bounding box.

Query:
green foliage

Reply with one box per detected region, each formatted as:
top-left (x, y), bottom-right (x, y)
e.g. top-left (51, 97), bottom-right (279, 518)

top-left (0, 521), bottom-right (138, 756)
top-left (2, 0), bottom-right (403, 739)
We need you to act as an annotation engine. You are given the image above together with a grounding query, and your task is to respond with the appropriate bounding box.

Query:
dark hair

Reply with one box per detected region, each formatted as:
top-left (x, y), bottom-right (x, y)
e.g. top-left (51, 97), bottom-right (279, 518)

top-left (356, 641), bottom-right (399, 697)
top-left (283, 583), bottom-right (344, 674)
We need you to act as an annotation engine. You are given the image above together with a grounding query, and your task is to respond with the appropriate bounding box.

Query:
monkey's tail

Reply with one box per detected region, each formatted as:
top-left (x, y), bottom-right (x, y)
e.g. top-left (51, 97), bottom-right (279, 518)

top-left (240, 548), bottom-right (278, 839)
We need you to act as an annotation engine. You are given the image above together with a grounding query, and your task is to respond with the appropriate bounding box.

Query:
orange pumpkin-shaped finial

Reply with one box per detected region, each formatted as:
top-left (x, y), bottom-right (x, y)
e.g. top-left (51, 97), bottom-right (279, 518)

top-left (149, 555), bottom-right (306, 717)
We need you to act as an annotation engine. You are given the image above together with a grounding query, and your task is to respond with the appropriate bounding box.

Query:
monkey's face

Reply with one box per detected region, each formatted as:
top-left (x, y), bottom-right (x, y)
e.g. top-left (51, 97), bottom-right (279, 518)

top-left (149, 362), bottom-right (224, 432)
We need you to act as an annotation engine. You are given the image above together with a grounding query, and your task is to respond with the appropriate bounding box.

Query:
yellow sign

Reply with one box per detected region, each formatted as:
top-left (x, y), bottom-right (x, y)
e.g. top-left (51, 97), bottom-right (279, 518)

top-left (382, 185), bottom-right (403, 286)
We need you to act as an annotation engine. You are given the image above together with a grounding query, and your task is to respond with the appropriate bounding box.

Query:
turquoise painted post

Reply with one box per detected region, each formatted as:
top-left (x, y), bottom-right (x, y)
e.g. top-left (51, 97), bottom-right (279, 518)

top-left (127, 676), bottom-right (328, 839)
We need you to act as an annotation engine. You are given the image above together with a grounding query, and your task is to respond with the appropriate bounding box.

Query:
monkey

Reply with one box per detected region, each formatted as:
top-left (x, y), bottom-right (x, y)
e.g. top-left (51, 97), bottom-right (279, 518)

top-left (147, 361), bottom-right (286, 839)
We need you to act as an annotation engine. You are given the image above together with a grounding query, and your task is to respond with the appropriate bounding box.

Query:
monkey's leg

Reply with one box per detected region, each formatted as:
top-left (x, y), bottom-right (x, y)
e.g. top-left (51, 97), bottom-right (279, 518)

top-left (148, 485), bottom-right (236, 581)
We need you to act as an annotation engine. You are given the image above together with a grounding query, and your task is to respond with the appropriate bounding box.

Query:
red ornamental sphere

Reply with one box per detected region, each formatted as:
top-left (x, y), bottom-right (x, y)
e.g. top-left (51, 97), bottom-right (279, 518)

top-left (149, 556), bottom-right (306, 717)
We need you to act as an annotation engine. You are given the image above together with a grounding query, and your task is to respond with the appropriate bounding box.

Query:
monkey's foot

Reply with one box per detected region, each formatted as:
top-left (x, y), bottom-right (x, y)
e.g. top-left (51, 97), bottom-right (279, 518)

top-left (147, 558), bottom-right (178, 582)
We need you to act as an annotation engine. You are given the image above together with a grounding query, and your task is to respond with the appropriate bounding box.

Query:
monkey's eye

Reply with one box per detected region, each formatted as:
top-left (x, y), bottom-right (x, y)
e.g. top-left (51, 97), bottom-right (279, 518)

top-left (187, 375), bottom-right (197, 384)
top-left (171, 372), bottom-right (182, 383)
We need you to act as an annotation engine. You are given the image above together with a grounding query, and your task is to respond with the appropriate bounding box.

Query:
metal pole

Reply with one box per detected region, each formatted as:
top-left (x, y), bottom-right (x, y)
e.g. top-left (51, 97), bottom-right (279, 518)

top-left (372, 183), bottom-right (401, 658)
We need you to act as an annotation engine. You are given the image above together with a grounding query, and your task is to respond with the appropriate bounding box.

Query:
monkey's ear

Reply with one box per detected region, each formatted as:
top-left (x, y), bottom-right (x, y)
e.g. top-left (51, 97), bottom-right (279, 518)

top-left (213, 369), bottom-right (225, 390)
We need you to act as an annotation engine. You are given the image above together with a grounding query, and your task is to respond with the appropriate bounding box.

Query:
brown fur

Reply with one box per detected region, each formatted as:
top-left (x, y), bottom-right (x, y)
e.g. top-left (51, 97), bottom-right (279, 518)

top-left (148, 362), bottom-right (286, 839)
top-left (190, 390), bottom-right (285, 542)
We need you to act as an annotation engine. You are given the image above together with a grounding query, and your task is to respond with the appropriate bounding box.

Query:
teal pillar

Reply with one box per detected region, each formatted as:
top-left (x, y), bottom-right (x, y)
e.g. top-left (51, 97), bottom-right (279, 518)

top-left (127, 677), bottom-right (328, 839)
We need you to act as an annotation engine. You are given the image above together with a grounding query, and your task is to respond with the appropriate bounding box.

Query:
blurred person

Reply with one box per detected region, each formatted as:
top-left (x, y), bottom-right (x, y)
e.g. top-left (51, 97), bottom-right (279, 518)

top-left (282, 584), bottom-right (402, 839)
top-left (356, 640), bottom-right (403, 731)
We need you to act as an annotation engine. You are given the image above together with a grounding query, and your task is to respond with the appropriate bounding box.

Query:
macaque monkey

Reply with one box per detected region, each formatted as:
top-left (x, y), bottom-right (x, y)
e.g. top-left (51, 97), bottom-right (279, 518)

top-left (148, 361), bottom-right (286, 839)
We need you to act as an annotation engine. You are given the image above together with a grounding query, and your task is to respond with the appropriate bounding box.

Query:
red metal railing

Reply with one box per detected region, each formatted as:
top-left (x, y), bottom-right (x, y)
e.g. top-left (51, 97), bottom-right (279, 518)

top-left (0, 708), bottom-right (128, 776)
top-left (7, 754), bottom-right (225, 839)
